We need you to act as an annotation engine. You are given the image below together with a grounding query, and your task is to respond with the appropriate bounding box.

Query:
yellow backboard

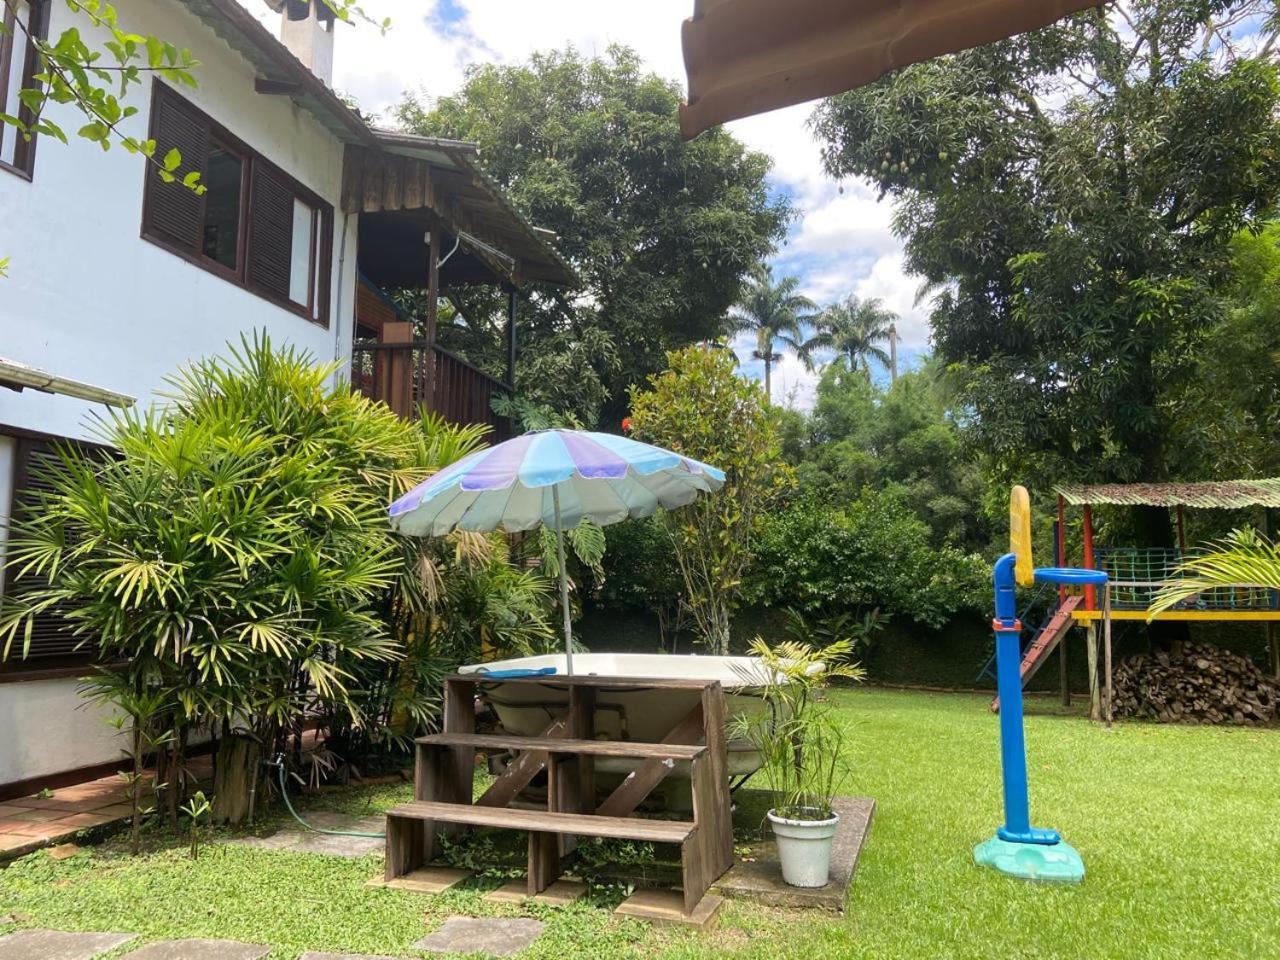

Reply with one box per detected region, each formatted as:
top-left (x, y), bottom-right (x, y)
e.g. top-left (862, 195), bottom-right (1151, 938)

top-left (1010, 485), bottom-right (1034, 587)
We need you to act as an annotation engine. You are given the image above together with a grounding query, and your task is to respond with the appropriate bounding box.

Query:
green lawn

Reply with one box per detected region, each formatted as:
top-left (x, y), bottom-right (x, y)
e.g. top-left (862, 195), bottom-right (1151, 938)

top-left (2, 688), bottom-right (1277, 959)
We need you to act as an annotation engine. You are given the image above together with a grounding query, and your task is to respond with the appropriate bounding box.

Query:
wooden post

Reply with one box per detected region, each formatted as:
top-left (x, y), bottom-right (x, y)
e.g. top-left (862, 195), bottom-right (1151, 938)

top-left (1103, 585), bottom-right (1113, 729)
top-left (1269, 623), bottom-right (1279, 680)
top-left (506, 288), bottom-right (518, 393)
top-left (1059, 631), bottom-right (1070, 708)
top-left (1175, 505), bottom-right (1187, 553)
top-left (1082, 505), bottom-right (1097, 611)
top-left (382, 321), bottom-right (413, 418)
top-left (1086, 622), bottom-right (1101, 722)
top-left (423, 221), bottom-right (442, 410)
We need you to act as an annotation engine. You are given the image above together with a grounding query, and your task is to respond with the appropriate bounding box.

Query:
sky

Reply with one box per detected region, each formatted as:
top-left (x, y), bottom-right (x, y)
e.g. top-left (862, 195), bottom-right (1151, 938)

top-left (243, 0), bottom-right (930, 408)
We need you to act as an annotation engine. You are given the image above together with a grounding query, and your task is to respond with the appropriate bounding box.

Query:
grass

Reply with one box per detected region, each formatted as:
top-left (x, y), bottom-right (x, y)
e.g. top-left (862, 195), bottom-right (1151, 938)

top-left (2, 687), bottom-right (1278, 959)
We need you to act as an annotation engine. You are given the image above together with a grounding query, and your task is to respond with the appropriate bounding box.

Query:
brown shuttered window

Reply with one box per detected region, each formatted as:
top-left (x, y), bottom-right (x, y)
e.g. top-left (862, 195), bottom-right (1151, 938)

top-left (140, 82), bottom-right (333, 327)
top-left (0, 438), bottom-right (100, 677)
top-left (0, 0), bottom-right (50, 178)
top-left (247, 164), bottom-right (293, 298)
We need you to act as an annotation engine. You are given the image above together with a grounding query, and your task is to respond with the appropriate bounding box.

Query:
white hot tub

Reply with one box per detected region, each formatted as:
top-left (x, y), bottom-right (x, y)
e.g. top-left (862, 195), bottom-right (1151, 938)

top-left (457, 653), bottom-right (782, 782)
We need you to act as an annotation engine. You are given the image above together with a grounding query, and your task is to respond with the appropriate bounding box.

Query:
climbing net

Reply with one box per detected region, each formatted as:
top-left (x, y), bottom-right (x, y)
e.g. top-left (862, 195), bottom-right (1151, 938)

top-left (1096, 546), bottom-right (1278, 611)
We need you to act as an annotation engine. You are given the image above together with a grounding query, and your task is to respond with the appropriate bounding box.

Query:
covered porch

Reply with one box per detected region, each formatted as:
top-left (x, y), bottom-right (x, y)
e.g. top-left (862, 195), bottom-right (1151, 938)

top-left (342, 133), bottom-right (575, 439)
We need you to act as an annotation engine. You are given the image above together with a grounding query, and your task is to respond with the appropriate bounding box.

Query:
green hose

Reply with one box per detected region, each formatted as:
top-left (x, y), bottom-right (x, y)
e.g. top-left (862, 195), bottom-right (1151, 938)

top-left (270, 756), bottom-right (386, 839)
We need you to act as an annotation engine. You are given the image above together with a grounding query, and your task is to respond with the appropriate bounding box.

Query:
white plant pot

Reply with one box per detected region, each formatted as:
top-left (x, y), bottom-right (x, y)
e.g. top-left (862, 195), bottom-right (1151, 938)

top-left (768, 807), bottom-right (840, 888)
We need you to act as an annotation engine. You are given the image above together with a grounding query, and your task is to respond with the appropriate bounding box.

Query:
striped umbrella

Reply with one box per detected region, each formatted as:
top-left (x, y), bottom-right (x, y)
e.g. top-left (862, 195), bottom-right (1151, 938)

top-left (389, 429), bottom-right (726, 673)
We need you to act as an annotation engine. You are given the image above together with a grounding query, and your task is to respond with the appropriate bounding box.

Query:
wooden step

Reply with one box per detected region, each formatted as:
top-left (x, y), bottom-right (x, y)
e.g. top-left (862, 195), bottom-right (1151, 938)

top-left (416, 732), bottom-right (705, 760)
top-left (386, 800), bottom-right (695, 844)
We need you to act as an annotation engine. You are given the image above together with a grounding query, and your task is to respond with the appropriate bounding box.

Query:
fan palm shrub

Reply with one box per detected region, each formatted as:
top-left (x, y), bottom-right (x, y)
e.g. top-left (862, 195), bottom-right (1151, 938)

top-left (0, 335), bottom-right (554, 826)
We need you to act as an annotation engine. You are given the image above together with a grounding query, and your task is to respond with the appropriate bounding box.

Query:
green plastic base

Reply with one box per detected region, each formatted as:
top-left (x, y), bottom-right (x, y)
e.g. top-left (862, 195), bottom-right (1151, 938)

top-left (973, 835), bottom-right (1085, 883)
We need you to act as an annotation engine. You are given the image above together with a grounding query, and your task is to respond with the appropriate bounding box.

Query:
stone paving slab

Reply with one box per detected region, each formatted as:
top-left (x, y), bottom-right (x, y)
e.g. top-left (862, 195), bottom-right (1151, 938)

top-left (0, 930), bottom-right (136, 960)
top-left (412, 918), bottom-right (545, 957)
top-left (614, 890), bottom-right (724, 929)
top-left (118, 939), bottom-right (270, 960)
top-left (366, 867), bottom-right (472, 895)
top-left (299, 953), bottom-right (400, 960)
top-left (483, 879), bottom-right (587, 907)
top-left (225, 812), bottom-right (384, 859)
top-left (713, 795), bottom-right (875, 912)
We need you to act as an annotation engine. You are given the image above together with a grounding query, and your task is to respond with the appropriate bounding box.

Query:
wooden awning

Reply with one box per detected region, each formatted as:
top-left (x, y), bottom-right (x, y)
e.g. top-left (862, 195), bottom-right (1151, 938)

top-left (342, 133), bottom-right (577, 289)
top-left (1056, 481), bottom-right (1280, 510)
top-left (679, 0), bottom-right (1101, 138)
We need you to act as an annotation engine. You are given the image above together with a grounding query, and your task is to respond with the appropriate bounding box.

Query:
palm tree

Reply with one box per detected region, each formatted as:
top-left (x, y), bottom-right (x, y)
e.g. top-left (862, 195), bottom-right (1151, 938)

top-left (800, 295), bottom-right (898, 377)
top-left (728, 268), bottom-right (816, 402)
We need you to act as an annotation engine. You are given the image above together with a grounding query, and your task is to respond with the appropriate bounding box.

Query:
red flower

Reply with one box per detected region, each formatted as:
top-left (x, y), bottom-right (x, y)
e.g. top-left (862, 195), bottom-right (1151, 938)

top-left (621, 417), bottom-right (632, 433)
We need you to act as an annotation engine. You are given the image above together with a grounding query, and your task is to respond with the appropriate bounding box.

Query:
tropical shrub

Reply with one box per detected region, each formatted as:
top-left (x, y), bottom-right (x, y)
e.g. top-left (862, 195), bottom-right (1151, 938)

top-left (746, 490), bottom-right (988, 629)
top-left (628, 347), bottom-right (791, 654)
top-left (0, 336), bottom-right (548, 825)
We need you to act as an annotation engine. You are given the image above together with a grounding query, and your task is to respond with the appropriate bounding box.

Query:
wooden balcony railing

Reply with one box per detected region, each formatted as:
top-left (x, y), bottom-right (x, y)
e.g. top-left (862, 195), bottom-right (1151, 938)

top-left (351, 338), bottom-right (514, 442)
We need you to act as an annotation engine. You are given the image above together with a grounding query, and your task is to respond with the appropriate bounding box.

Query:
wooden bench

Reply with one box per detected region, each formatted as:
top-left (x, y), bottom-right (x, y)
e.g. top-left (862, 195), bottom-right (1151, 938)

top-left (384, 674), bottom-right (734, 915)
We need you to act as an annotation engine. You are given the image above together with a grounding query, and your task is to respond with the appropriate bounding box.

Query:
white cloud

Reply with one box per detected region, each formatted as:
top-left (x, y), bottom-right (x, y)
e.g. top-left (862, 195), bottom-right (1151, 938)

top-left (856, 252), bottom-right (932, 350)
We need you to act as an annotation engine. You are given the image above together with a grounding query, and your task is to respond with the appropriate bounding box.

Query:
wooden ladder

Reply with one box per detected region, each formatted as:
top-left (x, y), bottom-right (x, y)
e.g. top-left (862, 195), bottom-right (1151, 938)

top-left (384, 674), bottom-right (734, 915)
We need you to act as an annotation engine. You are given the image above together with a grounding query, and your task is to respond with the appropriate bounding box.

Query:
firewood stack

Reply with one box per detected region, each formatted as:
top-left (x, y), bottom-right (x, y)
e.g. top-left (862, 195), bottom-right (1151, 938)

top-left (1113, 643), bottom-right (1278, 725)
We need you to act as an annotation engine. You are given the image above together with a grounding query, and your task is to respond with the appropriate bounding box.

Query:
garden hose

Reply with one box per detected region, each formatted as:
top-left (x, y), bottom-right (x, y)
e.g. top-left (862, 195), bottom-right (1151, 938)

top-left (265, 754), bottom-right (386, 839)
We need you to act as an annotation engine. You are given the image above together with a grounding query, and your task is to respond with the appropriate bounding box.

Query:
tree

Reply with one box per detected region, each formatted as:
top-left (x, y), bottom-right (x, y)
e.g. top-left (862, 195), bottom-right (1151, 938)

top-left (810, 1), bottom-right (1280, 533)
top-left (728, 268), bottom-right (815, 402)
top-left (396, 46), bottom-right (792, 427)
top-left (800, 295), bottom-right (897, 377)
top-left (628, 347), bottom-right (790, 654)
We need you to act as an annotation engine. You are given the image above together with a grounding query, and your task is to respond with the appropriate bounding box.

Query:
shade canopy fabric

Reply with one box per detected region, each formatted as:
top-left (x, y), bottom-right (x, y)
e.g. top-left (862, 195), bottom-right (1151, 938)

top-left (679, 0), bottom-right (1102, 138)
top-left (1055, 480), bottom-right (1280, 511)
top-left (389, 429), bottom-right (726, 537)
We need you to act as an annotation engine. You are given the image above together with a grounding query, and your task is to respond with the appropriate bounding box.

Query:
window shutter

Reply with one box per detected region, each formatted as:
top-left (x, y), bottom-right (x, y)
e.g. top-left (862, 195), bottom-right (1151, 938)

top-left (247, 163), bottom-right (293, 298)
top-left (4, 439), bottom-right (98, 666)
top-left (146, 86), bottom-right (209, 253)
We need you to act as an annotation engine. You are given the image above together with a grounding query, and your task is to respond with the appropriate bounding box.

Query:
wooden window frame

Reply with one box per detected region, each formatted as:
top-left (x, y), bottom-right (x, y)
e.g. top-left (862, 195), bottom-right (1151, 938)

top-left (140, 82), bottom-right (334, 329)
top-left (0, 0), bottom-right (50, 180)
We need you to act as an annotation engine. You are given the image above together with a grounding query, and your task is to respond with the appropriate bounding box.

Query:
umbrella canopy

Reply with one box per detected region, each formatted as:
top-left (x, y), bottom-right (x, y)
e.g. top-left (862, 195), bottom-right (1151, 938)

top-left (389, 429), bottom-right (725, 537)
top-left (679, 0), bottom-right (1100, 138)
top-left (389, 429), bottom-right (726, 676)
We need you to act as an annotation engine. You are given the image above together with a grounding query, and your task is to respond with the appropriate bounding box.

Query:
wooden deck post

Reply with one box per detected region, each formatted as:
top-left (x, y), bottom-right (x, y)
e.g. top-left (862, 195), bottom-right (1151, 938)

top-left (423, 221), bottom-right (442, 409)
top-left (381, 321), bottom-right (413, 418)
top-left (1085, 622), bottom-right (1101, 722)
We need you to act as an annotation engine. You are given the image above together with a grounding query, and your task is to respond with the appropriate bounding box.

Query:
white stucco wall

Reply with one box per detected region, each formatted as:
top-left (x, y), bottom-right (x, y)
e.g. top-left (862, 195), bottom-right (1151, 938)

top-left (0, 0), bottom-right (358, 788)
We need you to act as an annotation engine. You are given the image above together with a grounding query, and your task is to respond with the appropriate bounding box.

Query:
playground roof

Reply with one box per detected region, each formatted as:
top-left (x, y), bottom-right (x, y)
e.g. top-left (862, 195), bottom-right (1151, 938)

top-left (1055, 480), bottom-right (1280, 510)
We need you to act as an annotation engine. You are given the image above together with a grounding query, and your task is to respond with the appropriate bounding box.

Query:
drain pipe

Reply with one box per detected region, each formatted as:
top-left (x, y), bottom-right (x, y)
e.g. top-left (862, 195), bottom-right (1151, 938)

top-left (333, 211), bottom-right (352, 366)
top-left (262, 754), bottom-right (386, 839)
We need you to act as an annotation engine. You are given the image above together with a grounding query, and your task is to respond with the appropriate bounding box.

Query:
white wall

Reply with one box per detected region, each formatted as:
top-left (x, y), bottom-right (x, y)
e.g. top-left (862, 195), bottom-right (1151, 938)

top-left (0, 0), bottom-right (357, 788)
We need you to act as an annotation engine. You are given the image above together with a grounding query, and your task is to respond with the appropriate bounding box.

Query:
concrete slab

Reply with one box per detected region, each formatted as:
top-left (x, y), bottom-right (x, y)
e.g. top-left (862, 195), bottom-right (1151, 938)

top-left (118, 939), bottom-right (270, 960)
top-left (366, 867), bottom-right (473, 894)
top-left (714, 795), bottom-right (874, 912)
top-left (225, 813), bottom-right (385, 859)
top-left (298, 953), bottom-right (399, 960)
top-left (412, 918), bottom-right (545, 957)
top-left (482, 880), bottom-right (587, 907)
top-left (614, 890), bottom-right (723, 929)
top-left (0, 930), bottom-right (136, 960)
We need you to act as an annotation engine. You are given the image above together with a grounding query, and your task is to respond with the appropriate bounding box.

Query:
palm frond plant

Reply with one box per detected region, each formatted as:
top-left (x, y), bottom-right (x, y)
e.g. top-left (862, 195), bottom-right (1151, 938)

top-left (1149, 529), bottom-right (1280, 616)
top-left (729, 637), bottom-right (863, 886)
top-left (730, 637), bottom-right (863, 820)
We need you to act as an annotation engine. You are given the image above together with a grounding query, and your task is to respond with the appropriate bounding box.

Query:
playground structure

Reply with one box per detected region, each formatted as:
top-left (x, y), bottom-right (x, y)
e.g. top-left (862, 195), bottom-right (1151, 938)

top-left (974, 486), bottom-right (1101, 883)
top-left (983, 479), bottom-right (1280, 723)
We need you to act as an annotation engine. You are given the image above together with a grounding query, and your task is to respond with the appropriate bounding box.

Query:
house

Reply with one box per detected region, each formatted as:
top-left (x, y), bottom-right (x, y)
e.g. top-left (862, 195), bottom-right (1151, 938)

top-left (0, 0), bottom-right (574, 797)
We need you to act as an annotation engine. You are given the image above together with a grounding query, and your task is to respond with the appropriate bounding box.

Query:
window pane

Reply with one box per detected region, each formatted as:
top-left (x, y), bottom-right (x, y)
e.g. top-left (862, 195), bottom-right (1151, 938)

top-left (201, 143), bottom-right (242, 270)
top-left (289, 198), bottom-right (314, 306)
top-left (1, 1), bottom-right (32, 166)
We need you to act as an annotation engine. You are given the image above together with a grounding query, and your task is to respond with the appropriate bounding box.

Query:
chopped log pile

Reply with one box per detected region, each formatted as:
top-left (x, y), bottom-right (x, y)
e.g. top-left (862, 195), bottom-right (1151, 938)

top-left (1113, 643), bottom-right (1278, 725)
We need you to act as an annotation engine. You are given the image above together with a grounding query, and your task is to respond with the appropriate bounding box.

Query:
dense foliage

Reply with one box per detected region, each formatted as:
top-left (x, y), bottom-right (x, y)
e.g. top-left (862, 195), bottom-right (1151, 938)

top-left (628, 347), bottom-right (789, 654)
top-left (812, 2), bottom-right (1280, 499)
top-left (397, 46), bottom-right (791, 426)
top-left (747, 491), bottom-right (987, 630)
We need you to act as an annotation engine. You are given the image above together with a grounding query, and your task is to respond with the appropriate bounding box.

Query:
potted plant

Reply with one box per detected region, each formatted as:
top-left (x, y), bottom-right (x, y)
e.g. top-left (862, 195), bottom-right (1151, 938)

top-left (731, 636), bottom-right (863, 887)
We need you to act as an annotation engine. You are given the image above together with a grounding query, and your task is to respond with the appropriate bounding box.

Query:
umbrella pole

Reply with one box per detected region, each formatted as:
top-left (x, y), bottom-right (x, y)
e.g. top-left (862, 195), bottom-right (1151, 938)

top-left (552, 487), bottom-right (574, 676)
